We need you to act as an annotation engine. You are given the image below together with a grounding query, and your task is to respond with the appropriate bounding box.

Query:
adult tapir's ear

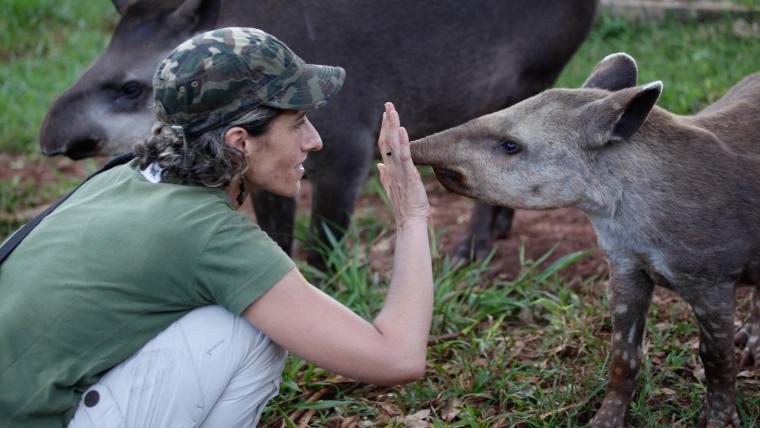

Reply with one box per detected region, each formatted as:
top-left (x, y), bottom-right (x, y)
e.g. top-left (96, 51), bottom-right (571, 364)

top-left (582, 53), bottom-right (638, 91)
top-left (582, 81), bottom-right (663, 148)
top-left (168, 0), bottom-right (222, 32)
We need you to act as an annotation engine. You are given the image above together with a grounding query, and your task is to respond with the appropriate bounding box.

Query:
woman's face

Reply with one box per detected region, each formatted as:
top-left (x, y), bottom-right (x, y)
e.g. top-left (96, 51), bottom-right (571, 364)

top-left (244, 110), bottom-right (323, 197)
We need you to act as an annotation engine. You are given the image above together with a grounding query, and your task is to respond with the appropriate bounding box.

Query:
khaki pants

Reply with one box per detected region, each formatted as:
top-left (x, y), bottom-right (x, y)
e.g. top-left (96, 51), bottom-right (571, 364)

top-left (68, 305), bottom-right (286, 428)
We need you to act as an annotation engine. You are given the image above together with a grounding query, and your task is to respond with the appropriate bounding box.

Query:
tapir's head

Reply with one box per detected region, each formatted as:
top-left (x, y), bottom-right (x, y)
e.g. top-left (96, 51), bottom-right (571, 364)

top-left (39, 0), bottom-right (221, 158)
top-left (411, 53), bottom-right (663, 210)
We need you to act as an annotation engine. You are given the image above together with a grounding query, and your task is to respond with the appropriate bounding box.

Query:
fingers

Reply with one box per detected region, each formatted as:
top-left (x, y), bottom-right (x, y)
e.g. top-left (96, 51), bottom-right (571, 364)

top-left (398, 126), bottom-right (411, 160)
top-left (376, 163), bottom-right (389, 193)
top-left (385, 107), bottom-right (402, 160)
top-left (379, 103), bottom-right (419, 181)
top-left (378, 109), bottom-right (390, 163)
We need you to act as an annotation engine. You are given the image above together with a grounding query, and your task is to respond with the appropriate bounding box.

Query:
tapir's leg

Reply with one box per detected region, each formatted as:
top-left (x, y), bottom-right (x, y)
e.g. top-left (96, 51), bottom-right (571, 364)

top-left (681, 282), bottom-right (740, 428)
top-left (251, 190), bottom-right (296, 255)
top-left (735, 287), bottom-right (760, 369)
top-left (591, 269), bottom-right (653, 428)
top-left (452, 203), bottom-right (514, 263)
top-left (306, 133), bottom-right (374, 269)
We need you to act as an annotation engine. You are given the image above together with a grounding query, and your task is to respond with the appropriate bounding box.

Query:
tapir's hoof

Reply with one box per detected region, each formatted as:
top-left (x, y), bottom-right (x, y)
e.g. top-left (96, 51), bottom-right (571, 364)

top-left (589, 402), bottom-right (626, 428)
top-left (734, 321), bottom-right (760, 369)
top-left (451, 236), bottom-right (493, 266)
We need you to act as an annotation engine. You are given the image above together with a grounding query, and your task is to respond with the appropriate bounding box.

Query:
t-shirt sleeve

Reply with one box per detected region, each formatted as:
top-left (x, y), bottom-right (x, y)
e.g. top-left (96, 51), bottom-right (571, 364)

top-left (195, 213), bottom-right (295, 315)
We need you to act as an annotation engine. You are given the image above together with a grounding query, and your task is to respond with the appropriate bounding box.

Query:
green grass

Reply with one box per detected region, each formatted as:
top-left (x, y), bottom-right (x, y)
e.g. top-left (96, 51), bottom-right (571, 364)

top-left (555, 13), bottom-right (760, 114)
top-left (0, 0), bottom-right (118, 153)
top-left (263, 212), bottom-right (760, 427)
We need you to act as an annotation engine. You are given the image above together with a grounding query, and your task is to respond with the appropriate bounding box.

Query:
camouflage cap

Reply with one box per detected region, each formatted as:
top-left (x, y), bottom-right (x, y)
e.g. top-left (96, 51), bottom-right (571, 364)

top-left (153, 27), bottom-right (345, 137)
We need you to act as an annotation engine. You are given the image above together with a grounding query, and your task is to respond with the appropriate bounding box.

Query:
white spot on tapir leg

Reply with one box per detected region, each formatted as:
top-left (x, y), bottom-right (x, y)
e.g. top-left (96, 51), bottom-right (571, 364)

top-left (694, 306), bottom-right (706, 316)
top-left (749, 336), bottom-right (759, 345)
top-left (615, 304), bottom-right (628, 314)
top-left (614, 332), bottom-right (622, 342)
top-left (629, 359), bottom-right (637, 370)
top-left (628, 325), bottom-right (637, 344)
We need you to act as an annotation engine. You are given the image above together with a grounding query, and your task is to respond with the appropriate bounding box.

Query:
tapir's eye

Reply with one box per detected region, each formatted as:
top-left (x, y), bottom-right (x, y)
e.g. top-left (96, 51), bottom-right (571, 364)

top-left (501, 141), bottom-right (522, 155)
top-left (121, 81), bottom-right (143, 99)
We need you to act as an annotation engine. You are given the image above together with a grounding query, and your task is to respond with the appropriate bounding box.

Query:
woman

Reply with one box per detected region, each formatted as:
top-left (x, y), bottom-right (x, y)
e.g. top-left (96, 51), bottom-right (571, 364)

top-left (0, 27), bottom-right (432, 427)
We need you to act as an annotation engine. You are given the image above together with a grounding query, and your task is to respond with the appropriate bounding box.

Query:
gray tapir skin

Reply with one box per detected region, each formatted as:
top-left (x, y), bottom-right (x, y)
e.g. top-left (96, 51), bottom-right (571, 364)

top-left (38, 0), bottom-right (598, 263)
top-left (410, 53), bottom-right (760, 427)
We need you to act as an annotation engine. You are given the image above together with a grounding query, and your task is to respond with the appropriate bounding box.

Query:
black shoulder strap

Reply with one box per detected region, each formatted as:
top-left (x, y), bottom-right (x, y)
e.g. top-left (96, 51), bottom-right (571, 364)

top-left (0, 152), bottom-right (136, 264)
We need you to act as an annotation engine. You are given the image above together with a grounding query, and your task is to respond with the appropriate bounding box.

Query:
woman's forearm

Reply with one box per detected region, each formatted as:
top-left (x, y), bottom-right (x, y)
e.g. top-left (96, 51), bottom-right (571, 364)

top-left (372, 217), bottom-right (433, 374)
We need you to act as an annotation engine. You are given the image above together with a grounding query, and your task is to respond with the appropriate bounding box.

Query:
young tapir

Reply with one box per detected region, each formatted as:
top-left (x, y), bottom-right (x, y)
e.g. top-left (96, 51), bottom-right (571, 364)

top-left (410, 53), bottom-right (760, 427)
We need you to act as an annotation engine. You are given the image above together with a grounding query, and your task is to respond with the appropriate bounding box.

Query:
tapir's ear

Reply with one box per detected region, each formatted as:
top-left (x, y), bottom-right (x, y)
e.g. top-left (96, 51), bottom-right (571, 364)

top-left (168, 0), bottom-right (222, 31)
top-left (582, 81), bottom-right (663, 148)
top-left (582, 53), bottom-right (638, 91)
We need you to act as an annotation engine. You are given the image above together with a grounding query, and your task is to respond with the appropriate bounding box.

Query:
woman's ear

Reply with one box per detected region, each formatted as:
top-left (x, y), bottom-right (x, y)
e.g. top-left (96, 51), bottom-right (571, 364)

top-left (224, 126), bottom-right (249, 153)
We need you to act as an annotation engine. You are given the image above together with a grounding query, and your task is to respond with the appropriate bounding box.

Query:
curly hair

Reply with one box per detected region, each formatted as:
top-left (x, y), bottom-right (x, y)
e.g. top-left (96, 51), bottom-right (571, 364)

top-left (134, 106), bottom-right (281, 188)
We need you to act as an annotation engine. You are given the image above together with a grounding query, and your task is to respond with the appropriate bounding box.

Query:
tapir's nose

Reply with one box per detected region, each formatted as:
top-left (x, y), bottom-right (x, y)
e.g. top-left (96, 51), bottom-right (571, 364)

top-left (61, 139), bottom-right (103, 160)
top-left (39, 105), bottom-right (105, 159)
top-left (410, 131), bottom-right (449, 167)
top-left (40, 138), bottom-right (103, 160)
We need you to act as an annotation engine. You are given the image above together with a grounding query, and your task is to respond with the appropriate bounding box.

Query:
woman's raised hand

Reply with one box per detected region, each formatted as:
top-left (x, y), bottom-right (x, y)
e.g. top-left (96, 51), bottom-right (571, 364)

top-left (377, 102), bottom-right (430, 228)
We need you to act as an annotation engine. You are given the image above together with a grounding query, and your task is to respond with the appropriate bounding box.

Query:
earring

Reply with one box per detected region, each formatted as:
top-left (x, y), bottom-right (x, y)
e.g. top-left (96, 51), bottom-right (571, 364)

top-left (236, 177), bottom-right (246, 206)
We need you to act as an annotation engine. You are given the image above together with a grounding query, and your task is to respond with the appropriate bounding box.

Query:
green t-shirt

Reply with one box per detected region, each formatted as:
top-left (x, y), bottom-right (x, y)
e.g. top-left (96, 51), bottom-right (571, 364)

top-left (0, 160), bottom-right (295, 427)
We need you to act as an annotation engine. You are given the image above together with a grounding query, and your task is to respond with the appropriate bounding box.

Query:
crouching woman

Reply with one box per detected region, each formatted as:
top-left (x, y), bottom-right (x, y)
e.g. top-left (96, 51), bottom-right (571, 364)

top-left (0, 27), bottom-right (432, 428)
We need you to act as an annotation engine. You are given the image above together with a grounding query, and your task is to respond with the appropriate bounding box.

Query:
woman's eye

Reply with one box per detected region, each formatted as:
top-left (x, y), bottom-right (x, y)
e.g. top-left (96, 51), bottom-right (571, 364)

top-left (501, 141), bottom-right (522, 155)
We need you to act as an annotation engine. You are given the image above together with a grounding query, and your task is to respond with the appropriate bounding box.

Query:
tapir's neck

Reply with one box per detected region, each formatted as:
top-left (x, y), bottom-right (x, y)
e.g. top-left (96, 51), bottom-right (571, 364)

top-left (577, 107), bottom-right (736, 226)
top-left (580, 106), bottom-right (758, 257)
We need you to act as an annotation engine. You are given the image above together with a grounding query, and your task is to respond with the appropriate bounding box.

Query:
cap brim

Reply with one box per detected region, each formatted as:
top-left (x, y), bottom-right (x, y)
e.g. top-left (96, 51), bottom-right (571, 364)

top-left (264, 64), bottom-right (345, 110)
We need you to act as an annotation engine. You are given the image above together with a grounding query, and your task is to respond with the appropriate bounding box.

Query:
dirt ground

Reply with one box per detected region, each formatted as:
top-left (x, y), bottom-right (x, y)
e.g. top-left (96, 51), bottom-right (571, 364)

top-left (290, 177), bottom-right (608, 283)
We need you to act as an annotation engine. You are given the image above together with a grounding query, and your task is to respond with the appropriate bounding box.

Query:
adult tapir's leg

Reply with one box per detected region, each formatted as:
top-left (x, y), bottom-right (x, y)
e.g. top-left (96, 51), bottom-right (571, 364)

top-left (453, 203), bottom-right (514, 263)
top-left (680, 281), bottom-right (740, 428)
top-left (735, 287), bottom-right (760, 369)
top-left (251, 190), bottom-right (296, 255)
top-left (306, 130), bottom-right (375, 269)
top-left (591, 268), bottom-right (654, 428)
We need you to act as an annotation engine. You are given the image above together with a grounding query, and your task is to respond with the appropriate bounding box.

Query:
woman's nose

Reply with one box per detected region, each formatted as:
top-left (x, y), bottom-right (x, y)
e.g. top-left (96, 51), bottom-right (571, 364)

top-left (303, 120), bottom-right (323, 152)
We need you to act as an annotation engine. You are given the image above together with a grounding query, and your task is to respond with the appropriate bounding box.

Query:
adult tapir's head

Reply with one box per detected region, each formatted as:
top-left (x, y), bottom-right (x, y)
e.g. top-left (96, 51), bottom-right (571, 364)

top-left (39, 0), bottom-right (221, 158)
top-left (410, 53), bottom-right (663, 211)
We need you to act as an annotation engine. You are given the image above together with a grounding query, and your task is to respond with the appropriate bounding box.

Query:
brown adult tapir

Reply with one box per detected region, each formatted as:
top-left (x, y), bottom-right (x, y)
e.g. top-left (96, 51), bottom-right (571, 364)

top-left (410, 53), bottom-right (760, 427)
top-left (38, 0), bottom-right (598, 264)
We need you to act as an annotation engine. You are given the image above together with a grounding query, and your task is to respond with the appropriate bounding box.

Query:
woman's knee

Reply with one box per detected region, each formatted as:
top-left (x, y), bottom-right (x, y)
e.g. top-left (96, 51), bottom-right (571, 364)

top-left (175, 305), bottom-right (286, 374)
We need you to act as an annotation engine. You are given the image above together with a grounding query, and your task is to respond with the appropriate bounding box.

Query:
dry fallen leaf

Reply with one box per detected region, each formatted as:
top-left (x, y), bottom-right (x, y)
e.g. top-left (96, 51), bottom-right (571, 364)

top-left (402, 409), bottom-right (431, 428)
top-left (441, 398), bottom-right (463, 421)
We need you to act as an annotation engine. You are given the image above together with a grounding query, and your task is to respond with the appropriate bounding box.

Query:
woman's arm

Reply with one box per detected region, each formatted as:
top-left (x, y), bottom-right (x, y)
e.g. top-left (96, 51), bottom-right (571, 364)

top-left (244, 102), bottom-right (433, 385)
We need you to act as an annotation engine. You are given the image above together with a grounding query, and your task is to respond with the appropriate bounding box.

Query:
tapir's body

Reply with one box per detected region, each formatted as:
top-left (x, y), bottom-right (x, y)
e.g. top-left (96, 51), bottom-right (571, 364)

top-left (411, 53), bottom-right (760, 427)
top-left (590, 74), bottom-right (760, 288)
top-left (39, 0), bottom-right (598, 261)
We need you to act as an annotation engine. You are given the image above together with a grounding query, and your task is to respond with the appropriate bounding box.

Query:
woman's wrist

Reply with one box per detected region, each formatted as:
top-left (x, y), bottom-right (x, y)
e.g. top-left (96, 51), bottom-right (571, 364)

top-left (396, 215), bottom-right (429, 230)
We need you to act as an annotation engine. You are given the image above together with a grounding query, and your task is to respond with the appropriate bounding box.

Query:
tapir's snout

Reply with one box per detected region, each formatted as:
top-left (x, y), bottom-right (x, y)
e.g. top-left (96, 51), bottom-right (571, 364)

top-left (39, 89), bottom-right (108, 159)
top-left (411, 129), bottom-right (475, 196)
top-left (39, 113), bottom-right (105, 159)
top-left (410, 130), bottom-right (453, 167)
